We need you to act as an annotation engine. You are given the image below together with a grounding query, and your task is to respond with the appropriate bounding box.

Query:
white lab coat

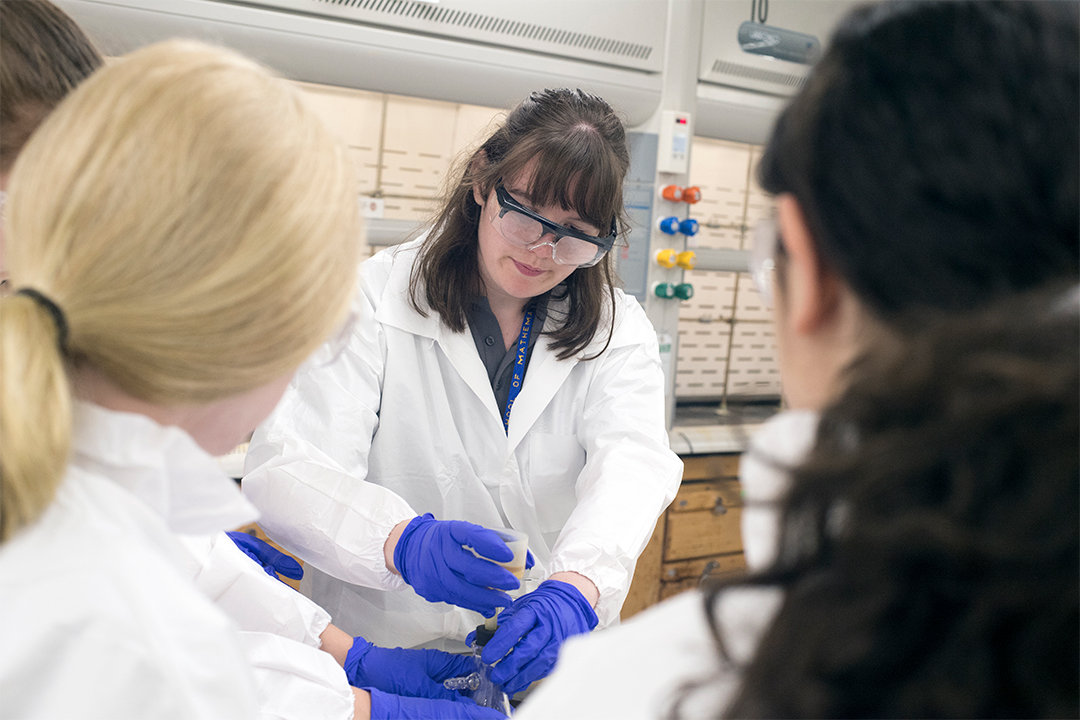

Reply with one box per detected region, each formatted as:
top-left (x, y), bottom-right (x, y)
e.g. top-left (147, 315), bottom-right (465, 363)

top-left (244, 238), bottom-right (684, 649)
top-left (512, 410), bottom-right (817, 720)
top-left (0, 402), bottom-right (354, 720)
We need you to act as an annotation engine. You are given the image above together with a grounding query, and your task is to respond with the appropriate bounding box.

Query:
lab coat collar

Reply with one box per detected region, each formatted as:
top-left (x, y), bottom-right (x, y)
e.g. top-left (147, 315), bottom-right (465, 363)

top-left (374, 238), bottom-right (642, 448)
top-left (375, 241), bottom-right (501, 425)
top-left (373, 240), bottom-right (441, 340)
top-left (71, 401), bottom-right (260, 534)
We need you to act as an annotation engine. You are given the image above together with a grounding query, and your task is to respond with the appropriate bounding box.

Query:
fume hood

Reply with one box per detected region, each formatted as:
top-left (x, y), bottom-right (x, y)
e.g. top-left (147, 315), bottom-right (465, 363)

top-left (56, 0), bottom-right (667, 126)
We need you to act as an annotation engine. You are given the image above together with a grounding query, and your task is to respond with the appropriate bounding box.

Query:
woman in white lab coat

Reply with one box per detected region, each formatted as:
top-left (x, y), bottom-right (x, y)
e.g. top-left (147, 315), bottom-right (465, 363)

top-left (513, 1), bottom-right (1080, 717)
top-left (0, 40), bottom-right (501, 720)
top-left (244, 88), bottom-right (684, 693)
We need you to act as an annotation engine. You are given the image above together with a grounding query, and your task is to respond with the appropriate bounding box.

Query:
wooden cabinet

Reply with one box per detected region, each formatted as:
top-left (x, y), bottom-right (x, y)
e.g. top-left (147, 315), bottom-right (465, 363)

top-left (621, 453), bottom-right (745, 620)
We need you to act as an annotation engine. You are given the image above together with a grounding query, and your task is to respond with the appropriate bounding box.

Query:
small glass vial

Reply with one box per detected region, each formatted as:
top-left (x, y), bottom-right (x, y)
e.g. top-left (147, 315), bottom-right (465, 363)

top-left (466, 624), bottom-right (512, 715)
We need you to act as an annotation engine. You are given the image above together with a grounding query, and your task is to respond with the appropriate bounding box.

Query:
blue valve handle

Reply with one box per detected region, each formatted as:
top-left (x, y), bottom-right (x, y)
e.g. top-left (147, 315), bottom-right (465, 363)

top-left (658, 216), bottom-right (680, 235)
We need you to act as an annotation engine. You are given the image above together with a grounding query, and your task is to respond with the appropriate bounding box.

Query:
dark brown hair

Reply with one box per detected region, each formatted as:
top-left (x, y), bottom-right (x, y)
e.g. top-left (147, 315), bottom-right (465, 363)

top-left (0, 0), bottom-right (103, 174)
top-left (711, 285), bottom-right (1079, 718)
top-left (409, 88), bottom-right (630, 360)
top-left (759, 1), bottom-right (1079, 318)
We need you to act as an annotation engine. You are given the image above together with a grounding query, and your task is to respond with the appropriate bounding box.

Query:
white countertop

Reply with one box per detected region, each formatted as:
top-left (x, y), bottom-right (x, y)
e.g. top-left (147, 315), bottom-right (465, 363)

top-left (668, 401), bottom-right (780, 455)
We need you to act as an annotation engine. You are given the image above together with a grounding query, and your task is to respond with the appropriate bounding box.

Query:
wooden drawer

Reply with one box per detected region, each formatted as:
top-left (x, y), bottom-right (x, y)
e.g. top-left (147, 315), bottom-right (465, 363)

top-left (664, 479), bottom-right (743, 561)
top-left (659, 552), bottom-right (747, 600)
top-left (661, 552), bottom-right (747, 583)
top-left (681, 454), bottom-right (740, 482)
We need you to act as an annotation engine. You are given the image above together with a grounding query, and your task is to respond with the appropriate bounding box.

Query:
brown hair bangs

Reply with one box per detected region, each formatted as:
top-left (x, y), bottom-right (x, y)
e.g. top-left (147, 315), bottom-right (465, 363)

top-left (473, 125), bottom-right (626, 236)
top-left (410, 88), bottom-right (630, 361)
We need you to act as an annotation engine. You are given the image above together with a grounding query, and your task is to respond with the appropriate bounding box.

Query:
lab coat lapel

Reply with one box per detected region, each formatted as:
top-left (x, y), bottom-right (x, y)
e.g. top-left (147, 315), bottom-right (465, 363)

top-left (505, 333), bottom-right (574, 450)
top-left (374, 247), bottom-right (503, 427)
top-left (436, 324), bottom-right (504, 426)
top-left (505, 295), bottom-right (639, 451)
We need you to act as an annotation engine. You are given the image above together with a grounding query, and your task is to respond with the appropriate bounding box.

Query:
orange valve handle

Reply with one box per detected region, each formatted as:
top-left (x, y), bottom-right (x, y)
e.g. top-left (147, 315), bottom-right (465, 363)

top-left (660, 185), bottom-right (683, 202)
top-left (681, 186), bottom-right (702, 204)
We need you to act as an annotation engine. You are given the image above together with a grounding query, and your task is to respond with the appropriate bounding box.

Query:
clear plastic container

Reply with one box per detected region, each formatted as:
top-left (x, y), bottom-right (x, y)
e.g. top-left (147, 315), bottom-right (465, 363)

top-left (443, 624), bottom-right (512, 715)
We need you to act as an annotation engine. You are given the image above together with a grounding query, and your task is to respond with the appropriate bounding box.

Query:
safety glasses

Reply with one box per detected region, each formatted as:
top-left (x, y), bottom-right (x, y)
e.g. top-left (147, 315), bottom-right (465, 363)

top-left (491, 185), bottom-right (617, 268)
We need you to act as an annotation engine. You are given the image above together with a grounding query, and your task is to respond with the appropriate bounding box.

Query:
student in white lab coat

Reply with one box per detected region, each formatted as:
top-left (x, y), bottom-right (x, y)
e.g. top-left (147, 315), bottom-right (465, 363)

top-left (244, 88), bottom-right (685, 693)
top-left (0, 40), bottom-right (503, 720)
top-left (514, 1), bottom-right (1080, 718)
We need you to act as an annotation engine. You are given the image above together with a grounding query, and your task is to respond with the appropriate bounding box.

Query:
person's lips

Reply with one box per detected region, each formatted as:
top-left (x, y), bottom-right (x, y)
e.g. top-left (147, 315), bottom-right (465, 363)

top-left (512, 259), bottom-right (544, 277)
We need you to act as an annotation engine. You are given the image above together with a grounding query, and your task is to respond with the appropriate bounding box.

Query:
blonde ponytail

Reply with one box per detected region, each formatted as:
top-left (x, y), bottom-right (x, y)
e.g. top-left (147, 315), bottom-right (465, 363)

top-left (0, 295), bottom-right (71, 541)
top-left (1, 41), bottom-right (360, 542)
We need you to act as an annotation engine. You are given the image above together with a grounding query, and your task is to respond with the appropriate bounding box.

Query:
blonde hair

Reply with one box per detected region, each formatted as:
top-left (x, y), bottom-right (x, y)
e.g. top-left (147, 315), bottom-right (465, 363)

top-left (0, 41), bottom-right (360, 541)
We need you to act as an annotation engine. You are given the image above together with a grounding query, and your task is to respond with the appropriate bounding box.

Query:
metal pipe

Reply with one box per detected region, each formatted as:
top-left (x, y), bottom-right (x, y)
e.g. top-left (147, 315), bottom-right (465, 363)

top-left (689, 247), bottom-right (751, 273)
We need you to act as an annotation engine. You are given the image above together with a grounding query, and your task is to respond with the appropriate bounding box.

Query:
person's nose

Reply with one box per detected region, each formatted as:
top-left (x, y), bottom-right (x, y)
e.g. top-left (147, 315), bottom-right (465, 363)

top-left (527, 231), bottom-right (558, 257)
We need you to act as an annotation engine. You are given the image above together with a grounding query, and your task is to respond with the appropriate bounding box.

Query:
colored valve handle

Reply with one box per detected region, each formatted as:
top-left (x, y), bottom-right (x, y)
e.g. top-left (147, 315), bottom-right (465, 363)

top-left (653, 282), bottom-right (694, 300)
top-left (659, 185), bottom-right (702, 204)
top-left (655, 249), bottom-right (696, 270)
top-left (657, 217), bottom-right (700, 237)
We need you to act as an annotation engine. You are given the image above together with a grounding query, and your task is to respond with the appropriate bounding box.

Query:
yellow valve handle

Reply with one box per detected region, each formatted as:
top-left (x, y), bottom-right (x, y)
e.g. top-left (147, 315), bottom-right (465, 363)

top-left (655, 249), bottom-right (677, 268)
top-left (676, 250), bottom-right (697, 270)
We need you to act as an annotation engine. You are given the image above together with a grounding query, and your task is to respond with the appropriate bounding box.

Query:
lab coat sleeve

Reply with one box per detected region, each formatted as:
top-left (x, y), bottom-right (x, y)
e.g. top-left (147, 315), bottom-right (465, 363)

top-left (178, 533), bottom-right (331, 647)
top-left (176, 536), bottom-right (355, 720)
top-left (546, 298), bottom-right (684, 626)
top-left (243, 255), bottom-right (416, 591)
top-left (238, 632), bottom-right (356, 720)
top-left (513, 588), bottom-right (781, 720)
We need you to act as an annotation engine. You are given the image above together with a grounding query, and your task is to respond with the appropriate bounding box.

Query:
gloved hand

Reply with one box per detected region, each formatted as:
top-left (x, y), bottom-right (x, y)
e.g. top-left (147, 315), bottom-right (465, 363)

top-left (393, 514), bottom-right (520, 615)
top-left (478, 579), bottom-right (598, 695)
top-left (366, 687), bottom-right (506, 720)
top-left (344, 635), bottom-right (476, 701)
top-left (226, 530), bottom-right (303, 581)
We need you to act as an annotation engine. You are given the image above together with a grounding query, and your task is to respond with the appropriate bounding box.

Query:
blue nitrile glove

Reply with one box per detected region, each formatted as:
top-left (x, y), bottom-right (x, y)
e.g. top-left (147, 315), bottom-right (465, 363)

top-left (344, 636), bottom-right (477, 701)
top-left (480, 579), bottom-right (598, 695)
top-left (393, 514), bottom-right (520, 616)
top-left (226, 530), bottom-right (303, 581)
top-left (366, 688), bottom-right (506, 720)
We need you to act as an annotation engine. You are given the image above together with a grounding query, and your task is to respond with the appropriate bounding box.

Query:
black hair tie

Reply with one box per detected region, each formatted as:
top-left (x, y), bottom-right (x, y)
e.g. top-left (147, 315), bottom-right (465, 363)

top-left (16, 288), bottom-right (69, 354)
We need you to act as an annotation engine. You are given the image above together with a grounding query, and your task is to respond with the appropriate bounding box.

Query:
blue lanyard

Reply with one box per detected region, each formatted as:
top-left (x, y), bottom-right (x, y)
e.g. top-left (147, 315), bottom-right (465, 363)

top-left (503, 309), bottom-right (534, 434)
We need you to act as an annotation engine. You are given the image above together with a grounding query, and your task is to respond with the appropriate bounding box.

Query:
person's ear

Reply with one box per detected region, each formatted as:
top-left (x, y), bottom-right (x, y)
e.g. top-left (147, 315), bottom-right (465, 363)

top-left (775, 193), bottom-right (842, 335)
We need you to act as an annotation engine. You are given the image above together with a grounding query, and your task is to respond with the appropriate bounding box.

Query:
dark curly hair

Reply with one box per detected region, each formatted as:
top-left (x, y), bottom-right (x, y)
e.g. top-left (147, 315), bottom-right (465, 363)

top-left (759, 0), bottom-right (1079, 318)
top-left (710, 285), bottom-right (1079, 718)
top-left (681, 2), bottom-right (1080, 716)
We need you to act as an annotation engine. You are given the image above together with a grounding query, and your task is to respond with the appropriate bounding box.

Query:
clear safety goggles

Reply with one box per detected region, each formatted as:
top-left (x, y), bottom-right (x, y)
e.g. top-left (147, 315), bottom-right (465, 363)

top-left (749, 217), bottom-right (778, 309)
top-left (491, 185), bottom-right (617, 268)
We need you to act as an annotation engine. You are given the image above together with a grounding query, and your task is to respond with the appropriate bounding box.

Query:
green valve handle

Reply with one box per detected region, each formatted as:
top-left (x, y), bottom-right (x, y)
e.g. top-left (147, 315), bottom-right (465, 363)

top-left (653, 282), bottom-right (676, 299)
top-left (674, 283), bottom-right (694, 300)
